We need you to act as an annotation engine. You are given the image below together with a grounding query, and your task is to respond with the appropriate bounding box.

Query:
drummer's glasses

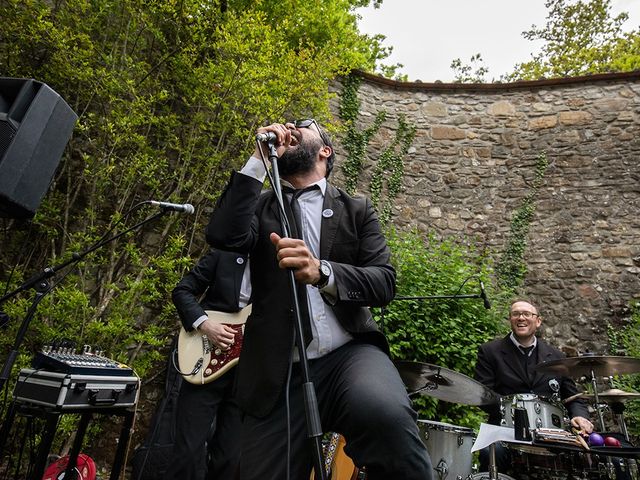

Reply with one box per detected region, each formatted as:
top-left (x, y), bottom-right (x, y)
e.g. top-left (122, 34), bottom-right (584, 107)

top-left (289, 119), bottom-right (328, 146)
top-left (510, 311), bottom-right (539, 319)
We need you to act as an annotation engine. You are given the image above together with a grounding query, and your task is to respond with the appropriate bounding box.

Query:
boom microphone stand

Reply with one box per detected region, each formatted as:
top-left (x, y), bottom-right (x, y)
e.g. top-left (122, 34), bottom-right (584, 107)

top-left (379, 279), bottom-right (491, 332)
top-left (0, 209), bottom-right (169, 393)
top-left (266, 142), bottom-right (326, 480)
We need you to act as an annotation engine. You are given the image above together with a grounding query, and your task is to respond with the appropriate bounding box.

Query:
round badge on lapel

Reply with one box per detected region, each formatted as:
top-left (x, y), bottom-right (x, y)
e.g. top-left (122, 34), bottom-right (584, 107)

top-left (236, 257), bottom-right (244, 265)
top-left (322, 208), bottom-right (333, 218)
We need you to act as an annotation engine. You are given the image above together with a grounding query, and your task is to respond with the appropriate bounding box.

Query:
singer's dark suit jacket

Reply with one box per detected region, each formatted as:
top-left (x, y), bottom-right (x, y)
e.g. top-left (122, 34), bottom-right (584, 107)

top-left (206, 171), bottom-right (395, 418)
top-left (172, 249), bottom-right (248, 330)
top-left (474, 334), bottom-right (589, 425)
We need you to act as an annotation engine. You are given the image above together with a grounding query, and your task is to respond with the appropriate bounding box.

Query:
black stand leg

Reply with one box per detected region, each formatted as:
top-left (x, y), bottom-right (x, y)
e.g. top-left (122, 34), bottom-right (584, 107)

top-left (31, 411), bottom-right (59, 480)
top-left (110, 409), bottom-right (135, 480)
top-left (0, 400), bottom-right (17, 456)
top-left (62, 412), bottom-right (92, 479)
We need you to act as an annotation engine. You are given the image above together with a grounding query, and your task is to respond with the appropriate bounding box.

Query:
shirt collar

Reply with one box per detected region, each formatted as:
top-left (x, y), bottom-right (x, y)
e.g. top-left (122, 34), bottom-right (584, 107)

top-left (510, 332), bottom-right (537, 351)
top-left (281, 177), bottom-right (327, 196)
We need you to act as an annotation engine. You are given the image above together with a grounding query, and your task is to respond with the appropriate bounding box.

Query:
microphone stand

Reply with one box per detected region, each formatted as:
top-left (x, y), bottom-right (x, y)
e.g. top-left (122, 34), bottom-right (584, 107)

top-left (266, 142), bottom-right (326, 480)
top-left (0, 210), bottom-right (168, 393)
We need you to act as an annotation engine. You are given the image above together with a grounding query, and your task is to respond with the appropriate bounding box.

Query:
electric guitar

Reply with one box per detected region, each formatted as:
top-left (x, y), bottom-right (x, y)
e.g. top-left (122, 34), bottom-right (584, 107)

top-left (177, 305), bottom-right (251, 385)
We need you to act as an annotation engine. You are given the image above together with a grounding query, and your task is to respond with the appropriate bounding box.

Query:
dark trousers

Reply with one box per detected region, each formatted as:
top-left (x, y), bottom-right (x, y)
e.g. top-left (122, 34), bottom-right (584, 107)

top-left (164, 371), bottom-right (241, 480)
top-left (236, 341), bottom-right (432, 480)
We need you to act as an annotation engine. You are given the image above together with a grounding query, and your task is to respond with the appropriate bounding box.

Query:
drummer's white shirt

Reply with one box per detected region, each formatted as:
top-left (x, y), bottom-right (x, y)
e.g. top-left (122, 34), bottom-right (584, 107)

top-left (510, 332), bottom-right (538, 357)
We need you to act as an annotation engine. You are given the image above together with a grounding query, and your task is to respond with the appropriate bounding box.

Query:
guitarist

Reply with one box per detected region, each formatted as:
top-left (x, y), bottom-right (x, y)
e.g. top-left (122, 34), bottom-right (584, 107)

top-left (163, 248), bottom-right (251, 480)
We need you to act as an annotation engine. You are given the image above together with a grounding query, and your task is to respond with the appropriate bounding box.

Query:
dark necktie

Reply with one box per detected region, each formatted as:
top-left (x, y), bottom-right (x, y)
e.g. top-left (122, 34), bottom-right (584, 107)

top-left (520, 345), bottom-right (534, 357)
top-left (519, 345), bottom-right (535, 382)
top-left (283, 185), bottom-right (319, 239)
top-left (281, 185), bottom-right (320, 346)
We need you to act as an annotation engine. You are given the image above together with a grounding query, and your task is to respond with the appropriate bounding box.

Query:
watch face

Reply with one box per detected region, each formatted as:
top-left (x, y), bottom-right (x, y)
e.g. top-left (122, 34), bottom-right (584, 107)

top-left (320, 262), bottom-right (331, 276)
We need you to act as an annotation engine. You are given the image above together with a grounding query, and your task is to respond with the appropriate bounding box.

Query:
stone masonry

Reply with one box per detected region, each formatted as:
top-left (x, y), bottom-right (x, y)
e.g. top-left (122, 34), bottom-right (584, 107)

top-left (330, 71), bottom-right (640, 353)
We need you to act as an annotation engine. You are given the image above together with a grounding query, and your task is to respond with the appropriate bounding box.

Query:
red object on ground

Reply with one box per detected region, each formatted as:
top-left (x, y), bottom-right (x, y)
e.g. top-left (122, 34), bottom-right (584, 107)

top-left (42, 453), bottom-right (96, 480)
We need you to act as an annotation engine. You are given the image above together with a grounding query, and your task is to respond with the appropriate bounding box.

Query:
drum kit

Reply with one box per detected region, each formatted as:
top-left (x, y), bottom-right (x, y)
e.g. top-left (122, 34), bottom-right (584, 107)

top-left (393, 355), bottom-right (640, 480)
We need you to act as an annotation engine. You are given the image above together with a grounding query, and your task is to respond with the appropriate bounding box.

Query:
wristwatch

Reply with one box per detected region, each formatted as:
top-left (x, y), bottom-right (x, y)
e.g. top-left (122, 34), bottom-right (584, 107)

top-left (314, 260), bottom-right (331, 289)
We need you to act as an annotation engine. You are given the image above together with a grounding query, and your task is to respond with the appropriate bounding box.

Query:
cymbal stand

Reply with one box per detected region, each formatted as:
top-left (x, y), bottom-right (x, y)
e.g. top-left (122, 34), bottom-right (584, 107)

top-left (489, 442), bottom-right (499, 480)
top-left (609, 401), bottom-right (630, 443)
top-left (582, 367), bottom-right (607, 432)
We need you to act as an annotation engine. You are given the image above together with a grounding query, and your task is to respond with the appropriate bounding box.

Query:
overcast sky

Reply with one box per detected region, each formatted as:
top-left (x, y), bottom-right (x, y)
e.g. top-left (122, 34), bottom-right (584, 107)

top-left (356, 0), bottom-right (640, 82)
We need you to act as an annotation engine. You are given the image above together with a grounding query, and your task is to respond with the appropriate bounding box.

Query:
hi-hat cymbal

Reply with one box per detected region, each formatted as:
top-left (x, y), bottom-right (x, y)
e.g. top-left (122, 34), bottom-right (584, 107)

top-left (564, 389), bottom-right (640, 404)
top-left (535, 356), bottom-right (640, 378)
top-left (394, 360), bottom-right (499, 406)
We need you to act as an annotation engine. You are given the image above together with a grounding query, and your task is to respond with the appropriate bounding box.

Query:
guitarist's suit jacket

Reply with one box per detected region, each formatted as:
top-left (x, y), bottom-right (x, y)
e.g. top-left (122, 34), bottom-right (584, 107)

top-left (206, 171), bottom-right (395, 418)
top-left (172, 249), bottom-right (248, 331)
top-left (474, 334), bottom-right (589, 425)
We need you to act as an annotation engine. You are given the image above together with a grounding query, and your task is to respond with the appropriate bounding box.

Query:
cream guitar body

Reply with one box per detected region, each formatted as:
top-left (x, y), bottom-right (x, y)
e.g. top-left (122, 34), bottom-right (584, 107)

top-left (177, 305), bottom-right (251, 385)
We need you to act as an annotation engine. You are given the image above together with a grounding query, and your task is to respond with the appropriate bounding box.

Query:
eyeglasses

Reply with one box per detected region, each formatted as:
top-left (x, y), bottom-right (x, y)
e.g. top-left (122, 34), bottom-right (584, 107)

top-left (290, 119), bottom-right (327, 146)
top-left (510, 311), bottom-right (539, 319)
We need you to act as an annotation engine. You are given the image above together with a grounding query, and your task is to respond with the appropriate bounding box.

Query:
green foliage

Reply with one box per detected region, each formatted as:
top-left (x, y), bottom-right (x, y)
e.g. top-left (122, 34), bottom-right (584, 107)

top-left (338, 73), bottom-right (387, 195)
top-left (496, 153), bottom-right (549, 291)
top-left (450, 54), bottom-right (489, 83)
top-left (507, 0), bottom-right (640, 80)
top-left (607, 303), bottom-right (640, 439)
top-left (378, 228), bottom-right (509, 428)
top-left (369, 115), bottom-right (415, 225)
top-left (0, 0), bottom-right (393, 464)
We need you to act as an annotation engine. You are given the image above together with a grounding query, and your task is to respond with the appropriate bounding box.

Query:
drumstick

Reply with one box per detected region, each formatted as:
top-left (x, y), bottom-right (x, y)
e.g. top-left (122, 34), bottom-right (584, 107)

top-left (563, 392), bottom-right (584, 404)
top-left (571, 428), bottom-right (590, 450)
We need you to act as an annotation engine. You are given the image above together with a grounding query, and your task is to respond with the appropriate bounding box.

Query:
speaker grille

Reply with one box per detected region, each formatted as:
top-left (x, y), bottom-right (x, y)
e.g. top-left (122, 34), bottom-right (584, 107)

top-left (0, 119), bottom-right (16, 159)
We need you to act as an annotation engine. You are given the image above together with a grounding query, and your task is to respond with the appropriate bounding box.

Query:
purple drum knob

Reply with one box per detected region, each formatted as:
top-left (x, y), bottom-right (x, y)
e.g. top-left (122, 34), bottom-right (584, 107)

top-left (588, 432), bottom-right (605, 446)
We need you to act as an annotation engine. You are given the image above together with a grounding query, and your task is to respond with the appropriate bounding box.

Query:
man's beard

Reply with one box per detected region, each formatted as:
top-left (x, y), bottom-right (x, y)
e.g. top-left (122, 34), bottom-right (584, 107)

top-left (278, 137), bottom-right (322, 177)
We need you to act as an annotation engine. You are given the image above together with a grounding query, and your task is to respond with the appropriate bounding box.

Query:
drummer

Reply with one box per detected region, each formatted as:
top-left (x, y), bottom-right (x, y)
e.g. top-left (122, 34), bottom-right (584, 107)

top-left (474, 299), bottom-right (593, 472)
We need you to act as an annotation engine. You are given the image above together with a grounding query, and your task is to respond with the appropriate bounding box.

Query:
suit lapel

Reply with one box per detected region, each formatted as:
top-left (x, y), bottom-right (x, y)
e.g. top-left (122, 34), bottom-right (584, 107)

top-left (532, 339), bottom-right (555, 389)
top-left (500, 335), bottom-right (529, 388)
top-left (320, 184), bottom-right (344, 259)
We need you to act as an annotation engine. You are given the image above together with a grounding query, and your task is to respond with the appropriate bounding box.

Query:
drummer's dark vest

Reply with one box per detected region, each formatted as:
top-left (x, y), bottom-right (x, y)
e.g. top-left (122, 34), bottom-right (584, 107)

top-left (518, 344), bottom-right (538, 386)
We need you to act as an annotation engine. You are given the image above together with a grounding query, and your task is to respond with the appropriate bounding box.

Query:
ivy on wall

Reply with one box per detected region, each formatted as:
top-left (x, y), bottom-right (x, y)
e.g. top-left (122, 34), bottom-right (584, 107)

top-left (496, 152), bottom-right (549, 291)
top-left (338, 73), bottom-right (416, 226)
top-left (338, 73), bottom-right (387, 195)
top-left (369, 115), bottom-right (416, 225)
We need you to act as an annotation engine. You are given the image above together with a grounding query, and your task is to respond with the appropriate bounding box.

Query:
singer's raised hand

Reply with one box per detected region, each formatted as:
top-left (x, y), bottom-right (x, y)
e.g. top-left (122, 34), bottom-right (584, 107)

top-left (270, 232), bottom-right (321, 285)
top-left (254, 123), bottom-right (291, 159)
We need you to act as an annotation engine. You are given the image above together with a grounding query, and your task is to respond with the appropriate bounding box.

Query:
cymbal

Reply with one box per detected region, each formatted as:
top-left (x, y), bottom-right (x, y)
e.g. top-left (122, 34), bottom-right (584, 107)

top-left (535, 356), bottom-right (640, 378)
top-left (394, 361), bottom-right (499, 406)
top-left (564, 389), bottom-right (640, 404)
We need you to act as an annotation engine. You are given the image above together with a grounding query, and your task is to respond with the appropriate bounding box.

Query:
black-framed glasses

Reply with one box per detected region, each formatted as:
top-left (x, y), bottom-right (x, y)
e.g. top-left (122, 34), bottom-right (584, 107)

top-left (510, 311), bottom-right (538, 320)
top-left (290, 118), bottom-right (327, 145)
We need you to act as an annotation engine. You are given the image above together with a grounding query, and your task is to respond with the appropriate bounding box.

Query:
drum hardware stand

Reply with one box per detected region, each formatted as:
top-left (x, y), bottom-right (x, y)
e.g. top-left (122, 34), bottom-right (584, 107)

top-left (264, 142), bottom-right (326, 480)
top-left (488, 442), bottom-right (499, 480)
top-left (609, 401), bottom-right (630, 443)
top-left (580, 367), bottom-right (607, 433)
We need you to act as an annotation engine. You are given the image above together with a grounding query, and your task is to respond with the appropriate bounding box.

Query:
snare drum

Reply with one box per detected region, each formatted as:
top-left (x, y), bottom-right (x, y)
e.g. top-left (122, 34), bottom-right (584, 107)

top-left (417, 420), bottom-right (474, 480)
top-left (500, 394), bottom-right (566, 430)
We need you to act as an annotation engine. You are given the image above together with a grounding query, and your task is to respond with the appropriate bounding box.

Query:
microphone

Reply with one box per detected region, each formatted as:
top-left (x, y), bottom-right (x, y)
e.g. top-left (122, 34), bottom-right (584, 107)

top-left (255, 131), bottom-right (277, 143)
top-left (149, 201), bottom-right (194, 214)
top-left (479, 280), bottom-right (491, 310)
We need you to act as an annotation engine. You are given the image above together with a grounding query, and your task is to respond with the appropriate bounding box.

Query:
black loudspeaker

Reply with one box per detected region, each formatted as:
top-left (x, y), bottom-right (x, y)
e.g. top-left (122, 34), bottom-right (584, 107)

top-left (0, 78), bottom-right (77, 219)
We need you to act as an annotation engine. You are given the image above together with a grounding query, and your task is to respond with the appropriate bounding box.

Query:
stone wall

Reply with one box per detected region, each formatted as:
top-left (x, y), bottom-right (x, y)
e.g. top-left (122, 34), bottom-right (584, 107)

top-left (330, 71), bottom-right (640, 353)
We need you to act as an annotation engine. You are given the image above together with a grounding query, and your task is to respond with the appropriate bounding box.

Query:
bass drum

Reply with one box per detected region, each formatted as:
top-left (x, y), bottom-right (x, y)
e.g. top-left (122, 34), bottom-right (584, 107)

top-left (417, 420), bottom-right (474, 480)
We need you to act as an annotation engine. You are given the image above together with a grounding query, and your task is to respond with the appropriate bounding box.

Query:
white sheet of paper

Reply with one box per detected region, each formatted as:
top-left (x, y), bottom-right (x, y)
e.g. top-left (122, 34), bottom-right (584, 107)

top-left (471, 423), bottom-right (533, 452)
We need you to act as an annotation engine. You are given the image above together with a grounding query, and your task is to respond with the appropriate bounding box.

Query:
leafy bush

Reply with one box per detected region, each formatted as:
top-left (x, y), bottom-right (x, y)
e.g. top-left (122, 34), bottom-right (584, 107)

top-left (378, 228), bottom-right (509, 429)
top-left (608, 303), bottom-right (640, 440)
